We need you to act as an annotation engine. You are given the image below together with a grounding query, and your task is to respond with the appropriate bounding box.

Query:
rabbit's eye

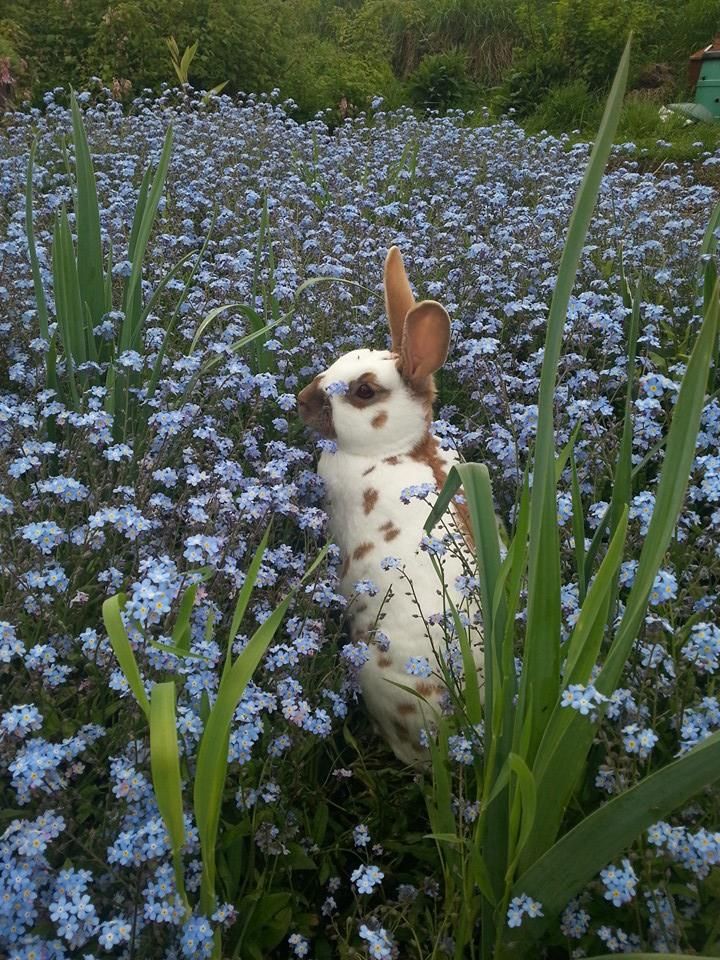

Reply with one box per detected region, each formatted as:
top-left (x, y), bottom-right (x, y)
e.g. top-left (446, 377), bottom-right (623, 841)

top-left (356, 383), bottom-right (375, 400)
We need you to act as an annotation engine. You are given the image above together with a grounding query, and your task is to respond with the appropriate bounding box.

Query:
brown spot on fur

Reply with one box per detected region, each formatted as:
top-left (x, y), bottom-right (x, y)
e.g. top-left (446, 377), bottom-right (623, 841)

top-left (410, 433), bottom-right (475, 549)
top-left (362, 466), bottom-right (376, 476)
top-left (371, 411), bottom-right (388, 429)
top-left (377, 655), bottom-right (393, 668)
top-left (353, 542), bottom-right (374, 561)
top-left (363, 488), bottom-right (379, 515)
top-left (410, 433), bottom-right (447, 489)
top-left (340, 556), bottom-right (350, 578)
top-left (392, 719), bottom-right (411, 742)
top-left (383, 455), bottom-right (401, 465)
top-left (379, 521), bottom-right (393, 531)
top-left (397, 702), bottom-right (417, 716)
top-left (384, 526), bottom-right (400, 541)
top-left (415, 680), bottom-right (435, 698)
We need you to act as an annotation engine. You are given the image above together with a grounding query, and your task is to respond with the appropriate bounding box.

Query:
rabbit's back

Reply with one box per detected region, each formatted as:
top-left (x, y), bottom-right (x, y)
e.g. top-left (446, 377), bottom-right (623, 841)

top-left (319, 440), bottom-right (482, 764)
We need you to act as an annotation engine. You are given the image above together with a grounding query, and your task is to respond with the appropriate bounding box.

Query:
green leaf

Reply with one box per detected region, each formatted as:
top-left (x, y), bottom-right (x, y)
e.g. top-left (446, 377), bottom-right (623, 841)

top-left (150, 681), bottom-right (189, 913)
top-left (510, 730), bottom-right (720, 941)
top-left (71, 91), bottom-right (105, 330)
top-left (25, 140), bottom-right (50, 342)
top-left (193, 544), bottom-right (328, 915)
top-left (506, 753), bottom-right (537, 874)
top-left (569, 448), bottom-right (587, 602)
top-left (222, 524), bottom-right (272, 679)
top-left (600, 277), bottom-right (718, 694)
top-left (121, 126), bottom-right (173, 353)
top-left (102, 594), bottom-right (150, 718)
top-left (519, 36), bottom-right (631, 763)
top-left (172, 583), bottom-right (198, 652)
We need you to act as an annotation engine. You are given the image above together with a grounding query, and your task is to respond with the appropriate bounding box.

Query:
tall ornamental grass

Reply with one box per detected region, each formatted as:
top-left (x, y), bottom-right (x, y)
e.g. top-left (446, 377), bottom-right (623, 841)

top-left (426, 38), bottom-right (720, 958)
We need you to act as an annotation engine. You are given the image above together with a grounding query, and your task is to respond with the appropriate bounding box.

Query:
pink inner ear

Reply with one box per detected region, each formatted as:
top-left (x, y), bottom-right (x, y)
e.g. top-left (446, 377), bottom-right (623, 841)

top-left (401, 301), bottom-right (450, 380)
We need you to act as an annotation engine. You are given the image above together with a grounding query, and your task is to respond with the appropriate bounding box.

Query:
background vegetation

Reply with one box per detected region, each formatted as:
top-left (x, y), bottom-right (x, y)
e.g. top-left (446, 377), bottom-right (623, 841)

top-left (1, 0), bottom-right (719, 135)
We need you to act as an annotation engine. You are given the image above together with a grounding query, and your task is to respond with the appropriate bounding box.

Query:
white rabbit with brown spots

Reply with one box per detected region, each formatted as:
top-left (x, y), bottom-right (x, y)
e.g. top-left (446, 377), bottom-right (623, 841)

top-left (298, 247), bottom-right (483, 764)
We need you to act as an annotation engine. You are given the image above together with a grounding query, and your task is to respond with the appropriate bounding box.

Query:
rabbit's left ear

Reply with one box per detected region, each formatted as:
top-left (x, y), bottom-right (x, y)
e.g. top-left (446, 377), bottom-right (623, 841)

top-left (400, 300), bottom-right (450, 381)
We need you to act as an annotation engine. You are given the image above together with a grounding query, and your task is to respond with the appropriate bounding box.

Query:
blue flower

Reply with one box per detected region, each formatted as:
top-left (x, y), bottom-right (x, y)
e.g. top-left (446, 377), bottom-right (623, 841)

top-left (351, 864), bottom-right (384, 894)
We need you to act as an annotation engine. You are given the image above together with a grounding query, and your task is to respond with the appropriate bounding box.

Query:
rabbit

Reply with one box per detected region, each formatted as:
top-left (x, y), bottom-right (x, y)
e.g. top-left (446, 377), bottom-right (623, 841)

top-left (297, 246), bottom-right (483, 765)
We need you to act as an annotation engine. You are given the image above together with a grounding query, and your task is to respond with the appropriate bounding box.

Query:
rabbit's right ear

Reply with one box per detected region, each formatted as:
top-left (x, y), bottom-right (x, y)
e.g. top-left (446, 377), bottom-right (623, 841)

top-left (384, 246), bottom-right (415, 353)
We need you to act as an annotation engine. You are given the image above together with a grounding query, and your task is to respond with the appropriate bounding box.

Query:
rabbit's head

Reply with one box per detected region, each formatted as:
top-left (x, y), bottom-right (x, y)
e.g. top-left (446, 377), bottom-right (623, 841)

top-left (298, 247), bottom-right (450, 456)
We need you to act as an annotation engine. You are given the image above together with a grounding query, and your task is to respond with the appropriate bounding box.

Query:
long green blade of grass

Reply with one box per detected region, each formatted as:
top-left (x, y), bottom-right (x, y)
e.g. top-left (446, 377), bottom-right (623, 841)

top-left (150, 681), bottom-right (189, 912)
top-left (523, 276), bottom-right (718, 869)
top-left (51, 213), bottom-right (79, 406)
top-left (584, 280), bottom-right (640, 584)
top-left (222, 524), bottom-right (272, 680)
top-left (102, 594), bottom-right (150, 718)
top-left (25, 140), bottom-right (49, 342)
top-left (70, 91), bottom-right (105, 330)
top-left (194, 544), bottom-right (328, 914)
top-left (120, 126), bottom-right (173, 352)
top-left (519, 36), bottom-right (631, 763)
top-left (509, 730), bottom-right (720, 941)
top-left (171, 583), bottom-right (199, 653)
top-left (520, 510), bottom-right (628, 867)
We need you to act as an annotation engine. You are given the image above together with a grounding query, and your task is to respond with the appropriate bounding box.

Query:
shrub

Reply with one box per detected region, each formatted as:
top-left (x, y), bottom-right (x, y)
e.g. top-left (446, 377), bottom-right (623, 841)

top-left (409, 49), bottom-right (472, 111)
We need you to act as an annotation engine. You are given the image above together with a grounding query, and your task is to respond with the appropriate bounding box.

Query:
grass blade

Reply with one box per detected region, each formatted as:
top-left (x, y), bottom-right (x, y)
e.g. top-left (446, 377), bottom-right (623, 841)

top-left (600, 277), bottom-right (718, 693)
top-left (510, 730), bottom-right (720, 941)
top-left (523, 277), bottom-right (719, 869)
top-left (25, 139), bottom-right (49, 342)
top-left (172, 583), bottom-right (198, 653)
top-left (51, 213), bottom-right (79, 406)
top-left (194, 544), bottom-right (328, 914)
top-left (121, 126), bottom-right (173, 352)
top-left (519, 36), bottom-right (632, 763)
top-left (150, 681), bottom-right (189, 912)
top-left (102, 594), bottom-right (150, 718)
top-left (71, 91), bottom-right (105, 330)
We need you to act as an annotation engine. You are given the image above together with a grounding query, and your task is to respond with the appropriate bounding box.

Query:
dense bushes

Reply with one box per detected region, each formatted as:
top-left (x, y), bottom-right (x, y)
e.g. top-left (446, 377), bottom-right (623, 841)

top-left (0, 0), bottom-right (719, 127)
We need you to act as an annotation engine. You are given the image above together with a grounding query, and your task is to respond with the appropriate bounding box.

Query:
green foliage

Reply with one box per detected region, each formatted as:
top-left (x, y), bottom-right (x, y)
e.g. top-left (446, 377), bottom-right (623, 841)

top-left (2, 0), bottom-right (720, 143)
top-left (105, 530), bottom-right (329, 958)
top-left (425, 41), bottom-right (720, 956)
top-left (409, 50), bottom-right (472, 112)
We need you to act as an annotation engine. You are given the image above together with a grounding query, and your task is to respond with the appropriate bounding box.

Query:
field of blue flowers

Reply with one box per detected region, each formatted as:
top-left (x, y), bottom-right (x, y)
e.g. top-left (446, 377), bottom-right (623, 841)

top-left (1, 82), bottom-right (720, 959)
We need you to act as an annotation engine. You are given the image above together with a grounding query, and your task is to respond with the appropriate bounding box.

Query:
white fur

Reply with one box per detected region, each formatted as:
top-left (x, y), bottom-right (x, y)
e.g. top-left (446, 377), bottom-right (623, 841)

top-left (314, 350), bottom-right (483, 765)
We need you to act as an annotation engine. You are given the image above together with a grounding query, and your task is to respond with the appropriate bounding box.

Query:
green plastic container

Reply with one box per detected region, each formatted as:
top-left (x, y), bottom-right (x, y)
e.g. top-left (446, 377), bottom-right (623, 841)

top-left (695, 54), bottom-right (720, 118)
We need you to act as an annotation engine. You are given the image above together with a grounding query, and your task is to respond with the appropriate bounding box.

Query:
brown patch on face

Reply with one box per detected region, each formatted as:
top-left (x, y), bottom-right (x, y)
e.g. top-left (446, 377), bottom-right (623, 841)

top-left (392, 719), bottom-right (411, 742)
top-left (353, 542), bottom-right (374, 561)
top-left (383, 455), bottom-right (401, 466)
top-left (371, 410), bottom-right (388, 429)
top-left (345, 373), bottom-right (391, 409)
top-left (363, 488), bottom-right (379, 515)
top-left (377, 655), bottom-right (393, 668)
top-left (362, 466), bottom-right (376, 476)
top-left (397, 702), bottom-right (417, 716)
top-left (297, 376), bottom-right (336, 438)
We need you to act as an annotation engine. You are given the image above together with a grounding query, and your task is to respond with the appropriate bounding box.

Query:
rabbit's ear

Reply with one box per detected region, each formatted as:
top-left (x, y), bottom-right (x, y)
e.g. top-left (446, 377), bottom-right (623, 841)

top-left (400, 301), bottom-right (450, 381)
top-left (384, 246), bottom-right (415, 353)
